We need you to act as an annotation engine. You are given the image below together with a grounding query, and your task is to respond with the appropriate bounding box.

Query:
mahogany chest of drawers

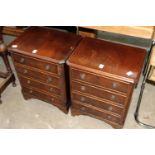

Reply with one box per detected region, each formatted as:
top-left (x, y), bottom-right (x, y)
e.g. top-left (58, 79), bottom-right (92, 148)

top-left (67, 37), bottom-right (146, 128)
top-left (8, 27), bottom-right (82, 113)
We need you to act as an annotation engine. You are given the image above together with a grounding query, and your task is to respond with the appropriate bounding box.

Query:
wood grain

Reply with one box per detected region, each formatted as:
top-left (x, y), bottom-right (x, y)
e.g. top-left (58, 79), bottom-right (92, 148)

top-left (68, 37), bottom-right (146, 128)
top-left (81, 26), bottom-right (154, 39)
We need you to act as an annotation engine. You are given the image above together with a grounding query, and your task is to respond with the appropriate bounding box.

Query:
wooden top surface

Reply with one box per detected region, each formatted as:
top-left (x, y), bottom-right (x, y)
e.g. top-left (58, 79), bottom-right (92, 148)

top-left (8, 27), bottom-right (82, 64)
top-left (67, 37), bottom-right (146, 83)
top-left (81, 26), bottom-right (154, 39)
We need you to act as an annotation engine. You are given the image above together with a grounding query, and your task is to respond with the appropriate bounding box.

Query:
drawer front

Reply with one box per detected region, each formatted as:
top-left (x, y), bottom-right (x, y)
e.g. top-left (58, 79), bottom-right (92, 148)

top-left (22, 87), bottom-right (64, 106)
top-left (72, 92), bottom-right (124, 116)
top-left (12, 53), bottom-right (58, 74)
top-left (15, 64), bottom-right (60, 87)
top-left (19, 75), bottom-right (61, 96)
top-left (71, 69), bottom-right (130, 93)
top-left (72, 102), bottom-right (122, 124)
top-left (71, 81), bottom-right (126, 105)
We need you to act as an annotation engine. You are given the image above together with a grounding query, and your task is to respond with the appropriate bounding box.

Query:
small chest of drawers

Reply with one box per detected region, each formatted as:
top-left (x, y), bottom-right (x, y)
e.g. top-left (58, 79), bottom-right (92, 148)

top-left (67, 37), bottom-right (146, 128)
top-left (8, 27), bottom-right (82, 113)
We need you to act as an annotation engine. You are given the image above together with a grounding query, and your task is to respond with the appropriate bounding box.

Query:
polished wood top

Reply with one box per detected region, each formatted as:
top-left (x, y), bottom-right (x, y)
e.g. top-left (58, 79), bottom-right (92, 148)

top-left (8, 27), bottom-right (82, 64)
top-left (67, 37), bottom-right (146, 83)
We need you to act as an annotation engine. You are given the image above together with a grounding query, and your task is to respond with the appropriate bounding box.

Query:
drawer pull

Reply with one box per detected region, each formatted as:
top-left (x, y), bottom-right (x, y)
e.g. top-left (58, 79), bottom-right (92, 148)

top-left (80, 97), bottom-right (86, 102)
top-left (80, 107), bottom-right (86, 112)
top-left (107, 115), bottom-right (112, 120)
top-left (51, 98), bottom-right (54, 102)
top-left (47, 77), bottom-right (52, 83)
top-left (112, 82), bottom-right (117, 89)
top-left (45, 65), bottom-right (50, 71)
top-left (20, 58), bottom-right (25, 63)
top-left (23, 69), bottom-right (28, 74)
top-left (27, 80), bottom-right (31, 84)
top-left (111, 95), bottom-right (116, 100)
top-left (29, 90), bottom-right (33, 94)
top-left (108, 106), bottom-right (113, 111)
top-left (81, 86), bottom-right (86, 91)
top-left (49, 88), bottom-right (53, 92)
top-left (80, 73), bottom-right (86, 80)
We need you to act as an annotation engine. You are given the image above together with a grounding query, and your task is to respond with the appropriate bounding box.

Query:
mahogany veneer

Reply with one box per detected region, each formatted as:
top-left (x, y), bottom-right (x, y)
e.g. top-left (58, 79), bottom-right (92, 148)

top-left (67, 37), bottom-right (146, 128)
top-left (8, 26), bottom-right (82, 113)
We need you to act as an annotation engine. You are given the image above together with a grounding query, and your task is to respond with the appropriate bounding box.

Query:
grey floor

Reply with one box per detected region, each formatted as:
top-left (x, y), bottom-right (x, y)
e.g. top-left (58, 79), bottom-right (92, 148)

top-left (0, 35), bottom-right (155, 129)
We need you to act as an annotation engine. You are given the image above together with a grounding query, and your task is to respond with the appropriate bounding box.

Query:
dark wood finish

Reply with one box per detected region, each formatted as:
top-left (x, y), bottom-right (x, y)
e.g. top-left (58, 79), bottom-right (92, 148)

top-left (12, 53), bottom-right (58, 74)
top-left (0, 27), bottom-right (16, 103)
top-left (71, 81), bottom-right (127, 105)
top-left (9, 27), bottom-right (81, 63)
top-left (15, 64), bottom-right (60, 87)
top-left (71, 68), bottom-right (132, 94)
top-left (9, 26), bottom-right (82, 113)
top-left (19, 75), bottom-right (61, 96)
top-left (72, 92), bottom-right (124, 116)
top-left (68, 37), bottom-right (146, 83)
top-left (67, 37), bottom-right (146, 128)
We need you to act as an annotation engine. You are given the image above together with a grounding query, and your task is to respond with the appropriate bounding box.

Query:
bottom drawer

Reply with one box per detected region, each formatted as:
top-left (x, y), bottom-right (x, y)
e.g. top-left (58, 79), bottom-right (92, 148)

top-left (72, 92), bottom-right (124, 116)
top-left (22, 87), bottom-right (64, 107)
top-left (19, 75), bottom-right (61, 96)
top-left (72, 101), bottom-right (123, 125)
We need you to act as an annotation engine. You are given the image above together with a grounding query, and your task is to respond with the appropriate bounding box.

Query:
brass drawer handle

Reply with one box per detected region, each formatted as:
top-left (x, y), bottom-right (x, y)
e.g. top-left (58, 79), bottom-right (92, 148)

top-left (81, 86), bottom-right (86, 91)
top-left (23, 69), bottom-right (28, 74)
top-left (107, 115), bottom-right (112, 120)
top-left (47, 77), bottom-right (52, 83)
top-left (49, 88), bottom-right (53, 92)
top-left (80, 73), bottom-right (86, 80)
top-left (111, 95), bottom-right (116, 100)
top-left (108, 106), bottom-right (113, 111)
top-left (51, 98), bottom-right (54, 102)
top-left (112, 82), bottom-right (117, 89)
top-left (45, 65), bottom-right (50, 71)
top-left (27, 80), bottom-right (31, 84)
top-left (80, 97), bottom-right (85, 102)
top-left (20, 58), bottom-right (25, 63)
top-left (29, 90), bottom-right (33, 94)
top-left (80, 107), bottom-right (86, 112)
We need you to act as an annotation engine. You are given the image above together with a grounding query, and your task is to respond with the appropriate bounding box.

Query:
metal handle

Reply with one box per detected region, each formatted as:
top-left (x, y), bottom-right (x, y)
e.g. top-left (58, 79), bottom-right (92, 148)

top-left (80, 97), bottom-right (85, 102)
top-left (80, 73), bottom-right (86, 80)
top-left (49, 87), bottom-right (53, 92)
top-left (108, 106), bottom-right (113, 111)
top-left (111, 95), bottom-right (116, 100)
top-left (45, 64), bottom-right (50, 71)
top-left (29, 90), bottom-right (33, 94)
top-left (47, 77), bottom-right (52, 83)
top-left (80, 107), bottom-right (86, 111)
top-left (27, 80), bottom-right (31, 84)
top-left (81, 86), bottom-right (86, 91)
top-left (20, 58), bottom-right (25, 63)
top-left (107, 115), bottom-right (111, 120)
top-left (23, 69), bottom-right (28, 74)
top-left (112, 82), bottom-right (117, 89)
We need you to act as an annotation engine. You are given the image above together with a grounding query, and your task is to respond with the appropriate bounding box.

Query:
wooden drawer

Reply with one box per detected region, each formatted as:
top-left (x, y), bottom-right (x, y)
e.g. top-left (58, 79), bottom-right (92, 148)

top-left (72, 101), bottom-right (122, 124)
top-left (22, 87), bottom-right (64, 106)
top-left (71, 81), bottom-right (127, 105)
top-left (19, 75), bottom-right (61, 96)
top-left (71, 69), bottom-right (130, 94)
top-left (72, 92), bottom-right (124, 116)
top-left (15, 64), bottom-right (60, 87)
top-left (12, 53), bottom-right (58, 74)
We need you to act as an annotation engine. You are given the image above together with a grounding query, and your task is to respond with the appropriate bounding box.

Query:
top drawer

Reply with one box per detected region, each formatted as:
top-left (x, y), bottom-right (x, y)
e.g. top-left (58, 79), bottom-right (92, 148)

top-left (12, 53), bottom-right (58, 75)
top-left (71, 69), bottom-right (131, 94)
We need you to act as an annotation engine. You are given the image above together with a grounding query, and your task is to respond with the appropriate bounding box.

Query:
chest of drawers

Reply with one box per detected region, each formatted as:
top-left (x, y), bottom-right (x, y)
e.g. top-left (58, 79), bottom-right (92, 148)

top-left (67, 37), bottom-right (146, 128)
top-left (8, 27), bottom-right (82, 113)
